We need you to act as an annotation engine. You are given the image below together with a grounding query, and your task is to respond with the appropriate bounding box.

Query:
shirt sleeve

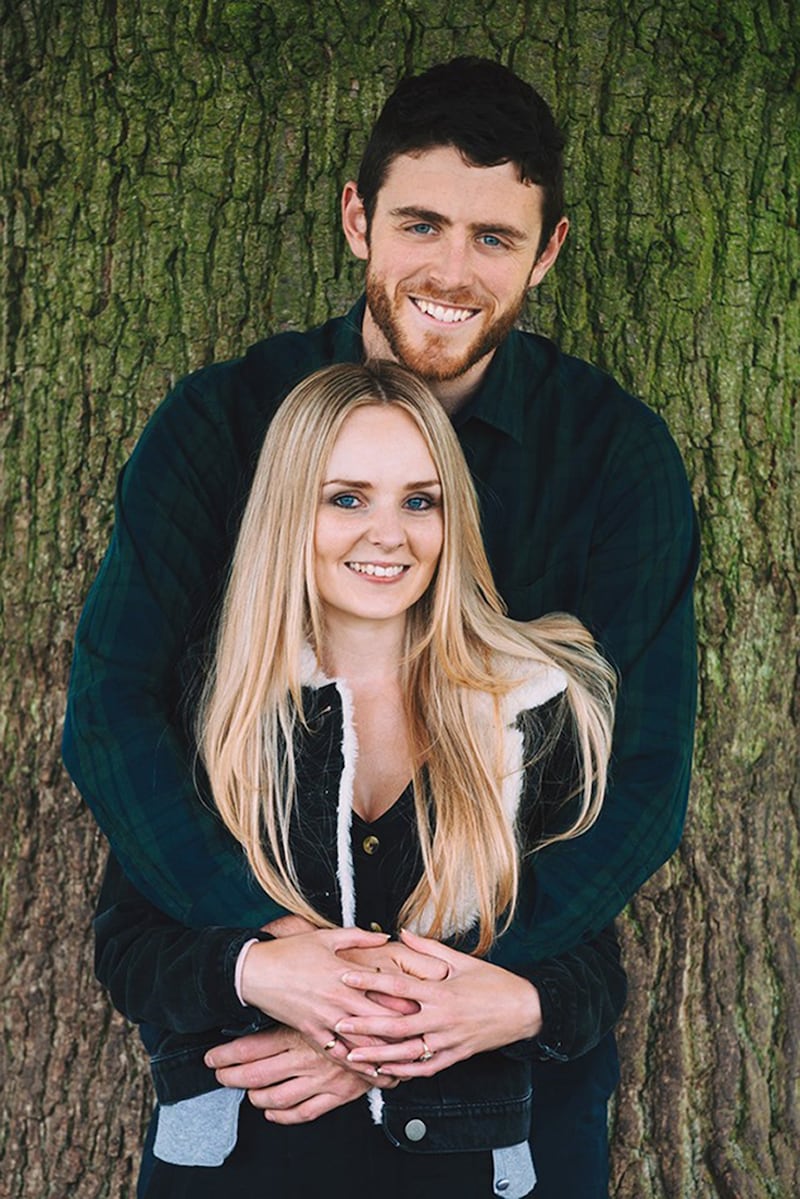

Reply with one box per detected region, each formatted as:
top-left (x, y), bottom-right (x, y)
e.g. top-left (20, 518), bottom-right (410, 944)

top-left (94, 851), bottom-right (275, 1034)
top-left (63, 374), bottom-right (286, 927)
top-left (517, 414), bottom-right (699, 959)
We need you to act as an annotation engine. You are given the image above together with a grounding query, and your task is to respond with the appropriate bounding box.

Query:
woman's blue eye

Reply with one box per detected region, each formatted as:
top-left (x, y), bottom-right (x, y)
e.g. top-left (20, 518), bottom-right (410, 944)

top-left (405, 495), bottom-right (432, 511)
top-left (333, 494), bottom-right (360, 509)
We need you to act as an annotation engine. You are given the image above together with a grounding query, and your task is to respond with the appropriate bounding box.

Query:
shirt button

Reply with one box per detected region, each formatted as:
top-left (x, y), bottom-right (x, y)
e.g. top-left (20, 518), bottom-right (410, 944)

top-left (495, 1181), bottom-right (510, 1194)
top-left (369, 922), bottom-right (383, 933)
top-left (404, 1118), bottom-right (427, 1142)
top-left (362, 835), bottom-right (380, 855)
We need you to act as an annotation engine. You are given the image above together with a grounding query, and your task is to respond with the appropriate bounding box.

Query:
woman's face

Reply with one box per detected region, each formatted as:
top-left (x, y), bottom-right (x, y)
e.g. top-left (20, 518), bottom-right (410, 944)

top-left (314, 405), bottom-right (444, 633)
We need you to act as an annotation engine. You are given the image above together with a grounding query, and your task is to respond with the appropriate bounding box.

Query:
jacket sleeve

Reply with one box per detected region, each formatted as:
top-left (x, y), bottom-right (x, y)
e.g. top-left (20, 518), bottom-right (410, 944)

top-left (500, 924), bottom-right (626, 1062)
top-left (62, 375), bottom-right (287, 929)
top-left (94, 851), bottom-right (275, 1035)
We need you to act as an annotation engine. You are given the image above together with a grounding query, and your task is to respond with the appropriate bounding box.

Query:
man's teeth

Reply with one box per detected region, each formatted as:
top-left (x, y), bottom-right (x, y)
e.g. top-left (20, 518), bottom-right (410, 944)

top-left (415, 299), bottom-right (474, 323)
top-left (349, 563), bottom-right (405, 577)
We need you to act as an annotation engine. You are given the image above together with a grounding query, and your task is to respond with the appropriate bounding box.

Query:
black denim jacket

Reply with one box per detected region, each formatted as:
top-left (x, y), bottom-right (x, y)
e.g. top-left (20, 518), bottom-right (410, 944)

top-left (95, 675), bottom-right (626, 1153)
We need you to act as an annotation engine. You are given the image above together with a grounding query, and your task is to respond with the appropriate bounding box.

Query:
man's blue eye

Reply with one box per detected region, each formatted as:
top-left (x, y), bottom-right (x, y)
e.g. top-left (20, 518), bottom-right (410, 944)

top-left (480, 234), bottom-right (502, 247)
top-left (410, 223), bottom-right (434, 235)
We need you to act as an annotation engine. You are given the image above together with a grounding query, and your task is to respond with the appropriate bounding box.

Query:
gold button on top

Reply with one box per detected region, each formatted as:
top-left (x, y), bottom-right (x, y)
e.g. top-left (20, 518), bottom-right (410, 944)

top-left (362, 834), bottom-right (380, 855)
top-left (369, 921), bottom-right (383, 933)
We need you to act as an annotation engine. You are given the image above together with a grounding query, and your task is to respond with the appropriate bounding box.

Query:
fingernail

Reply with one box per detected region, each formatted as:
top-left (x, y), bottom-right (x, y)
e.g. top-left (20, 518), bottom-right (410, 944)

top-left (341, 972), bottom-right (360, 985)
top-left (335, 1020), bottom-right (354, 1034)
top-left (204, 1052), bottom-right (216, 1067)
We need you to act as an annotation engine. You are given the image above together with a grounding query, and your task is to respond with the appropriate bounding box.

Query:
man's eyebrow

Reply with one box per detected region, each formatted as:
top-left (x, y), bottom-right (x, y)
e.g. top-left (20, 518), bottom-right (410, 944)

top-left (389, 205), bottom-right (453, 226)
top-left (389, 205), bottom-right (530, 242)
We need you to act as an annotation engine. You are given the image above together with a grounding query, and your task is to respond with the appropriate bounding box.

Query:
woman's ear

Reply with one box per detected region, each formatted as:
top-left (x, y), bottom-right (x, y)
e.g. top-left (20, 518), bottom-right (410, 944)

top-left (341, 182), bottom-right (369, 261)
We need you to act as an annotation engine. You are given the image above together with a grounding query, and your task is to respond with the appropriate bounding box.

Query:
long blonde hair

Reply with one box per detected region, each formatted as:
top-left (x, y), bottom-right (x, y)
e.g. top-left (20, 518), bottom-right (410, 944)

top-left (198, 362), bottom-right (615, 954)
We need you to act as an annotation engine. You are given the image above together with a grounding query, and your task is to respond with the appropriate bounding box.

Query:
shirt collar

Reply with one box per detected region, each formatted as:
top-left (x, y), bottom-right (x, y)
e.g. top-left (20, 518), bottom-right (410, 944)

top-left (342, 296), bottom-right (544, 447)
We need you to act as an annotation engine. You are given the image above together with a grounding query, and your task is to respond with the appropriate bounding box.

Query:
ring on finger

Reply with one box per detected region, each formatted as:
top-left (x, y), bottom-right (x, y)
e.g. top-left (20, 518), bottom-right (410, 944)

top-left (323, 1036), bottom-right (338, 1051)
top-left (417, 1035), bottom-right (434, 1063)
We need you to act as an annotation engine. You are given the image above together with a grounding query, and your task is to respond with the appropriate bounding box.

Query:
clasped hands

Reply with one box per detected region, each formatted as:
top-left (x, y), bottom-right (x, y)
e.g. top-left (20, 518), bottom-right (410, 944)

top-left (204, 917), bottom-right (542, 1125)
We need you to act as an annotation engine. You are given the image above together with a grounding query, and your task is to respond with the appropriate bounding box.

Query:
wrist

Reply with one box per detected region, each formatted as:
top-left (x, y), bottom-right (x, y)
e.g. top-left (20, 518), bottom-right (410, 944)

top-left (240, 938), bottom-right (283, 1013)
top-left (510, 975), bottom-right (543, 1041)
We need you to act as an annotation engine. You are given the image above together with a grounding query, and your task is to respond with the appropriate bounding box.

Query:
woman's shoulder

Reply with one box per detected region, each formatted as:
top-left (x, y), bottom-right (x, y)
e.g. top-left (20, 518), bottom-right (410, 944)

top-left (472, 651), bottom-right (568, 725)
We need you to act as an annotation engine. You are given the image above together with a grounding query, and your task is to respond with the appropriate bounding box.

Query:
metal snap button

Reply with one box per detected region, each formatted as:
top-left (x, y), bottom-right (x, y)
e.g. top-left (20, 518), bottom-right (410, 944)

top-left (369, 922), bottom-right (383, 933)
top-left (404, 1118), bottom-right (427, 1142)
top-left (362, 835), bottom-right (380, 855)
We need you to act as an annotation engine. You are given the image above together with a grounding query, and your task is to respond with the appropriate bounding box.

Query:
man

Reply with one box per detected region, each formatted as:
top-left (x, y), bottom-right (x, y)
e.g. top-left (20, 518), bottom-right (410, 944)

top-left (64, 57), bottom-right (698, 1196)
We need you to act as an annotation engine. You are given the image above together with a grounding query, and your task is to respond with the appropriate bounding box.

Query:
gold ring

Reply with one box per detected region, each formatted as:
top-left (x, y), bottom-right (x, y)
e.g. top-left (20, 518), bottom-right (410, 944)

top-left (323, 1037), bottom-right (338, 1051)
top-left (418, 1036), bottom-right (434, 1062)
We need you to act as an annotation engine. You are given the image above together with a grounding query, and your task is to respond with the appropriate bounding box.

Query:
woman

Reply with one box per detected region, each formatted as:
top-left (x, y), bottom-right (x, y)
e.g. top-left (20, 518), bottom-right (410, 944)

top-left (95, 361), bottom-right (624, 1198)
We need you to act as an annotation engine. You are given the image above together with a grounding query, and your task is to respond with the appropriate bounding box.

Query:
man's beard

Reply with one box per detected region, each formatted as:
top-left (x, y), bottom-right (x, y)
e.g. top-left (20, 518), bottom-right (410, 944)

top-left (365, 269), bottom-right (527, 383)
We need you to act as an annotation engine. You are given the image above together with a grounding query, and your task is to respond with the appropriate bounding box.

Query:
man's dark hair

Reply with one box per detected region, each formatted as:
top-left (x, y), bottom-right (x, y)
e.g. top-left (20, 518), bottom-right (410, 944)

top-left (356, 57), bottom-right (566, 258)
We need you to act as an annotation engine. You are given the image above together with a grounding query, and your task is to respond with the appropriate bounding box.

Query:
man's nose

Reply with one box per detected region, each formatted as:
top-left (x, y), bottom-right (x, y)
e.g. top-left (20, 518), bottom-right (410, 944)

top-left (428, 233), bottom-right (474, 292)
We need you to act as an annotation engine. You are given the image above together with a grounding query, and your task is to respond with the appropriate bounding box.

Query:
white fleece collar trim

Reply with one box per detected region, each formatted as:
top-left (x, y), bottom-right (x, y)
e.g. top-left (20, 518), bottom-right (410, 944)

top-left (334, 675), bottom-right (358, 928)
top-left (296, 646), bottom-right (359, 927)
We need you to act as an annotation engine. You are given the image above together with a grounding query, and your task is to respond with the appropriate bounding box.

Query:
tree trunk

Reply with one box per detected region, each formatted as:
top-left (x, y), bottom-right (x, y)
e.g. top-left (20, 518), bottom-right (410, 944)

top-left (1, 2), bottom-right (797, 1195)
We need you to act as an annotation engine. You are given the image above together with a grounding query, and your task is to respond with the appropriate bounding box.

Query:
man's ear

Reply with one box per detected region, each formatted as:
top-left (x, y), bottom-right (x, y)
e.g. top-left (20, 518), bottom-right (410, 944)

top-left (528, 217), bottom-right (569, 289)
top-left (341, 182), bottom-right (369, 260)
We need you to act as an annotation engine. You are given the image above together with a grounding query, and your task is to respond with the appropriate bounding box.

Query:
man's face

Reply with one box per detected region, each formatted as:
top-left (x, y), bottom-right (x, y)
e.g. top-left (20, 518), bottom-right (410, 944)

top-left (343, 147), bottom-right (566, 393)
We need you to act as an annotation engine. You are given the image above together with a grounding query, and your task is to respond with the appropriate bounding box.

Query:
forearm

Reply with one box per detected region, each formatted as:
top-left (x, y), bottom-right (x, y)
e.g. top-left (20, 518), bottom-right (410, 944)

top-left (512, 421), bottom-right (698, 958)
top-left (64, 374), bottom-right (286, 927)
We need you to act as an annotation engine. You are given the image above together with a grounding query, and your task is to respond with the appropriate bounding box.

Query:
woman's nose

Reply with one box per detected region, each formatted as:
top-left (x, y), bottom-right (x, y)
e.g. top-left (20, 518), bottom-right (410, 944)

top-left (367, 506), bottom-right (406, 549)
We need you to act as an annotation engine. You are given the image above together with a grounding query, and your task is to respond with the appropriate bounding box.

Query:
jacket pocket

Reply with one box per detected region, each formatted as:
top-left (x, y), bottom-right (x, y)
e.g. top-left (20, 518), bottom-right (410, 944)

top-left (381, 1054), bottom-right (532, 1153)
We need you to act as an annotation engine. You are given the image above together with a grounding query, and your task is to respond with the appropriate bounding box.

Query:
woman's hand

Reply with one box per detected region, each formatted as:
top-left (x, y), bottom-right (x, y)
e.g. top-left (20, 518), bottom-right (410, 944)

top-left (333, 929), bottom-right (543, 1078)
top-left (240, 926), bottom-right (408, 1047)
top-left (338, 937), bottom-right (450, 1014)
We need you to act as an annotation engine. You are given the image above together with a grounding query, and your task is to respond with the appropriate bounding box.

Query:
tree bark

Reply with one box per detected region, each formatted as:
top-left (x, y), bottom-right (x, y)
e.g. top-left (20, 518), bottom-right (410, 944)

top-left (1, 2), bottom-right (797, 1195)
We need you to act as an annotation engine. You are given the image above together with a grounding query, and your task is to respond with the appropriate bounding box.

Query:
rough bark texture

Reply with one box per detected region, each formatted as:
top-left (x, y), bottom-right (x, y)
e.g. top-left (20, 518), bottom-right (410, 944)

top-left (1, 2), bottom-right (797, 1196)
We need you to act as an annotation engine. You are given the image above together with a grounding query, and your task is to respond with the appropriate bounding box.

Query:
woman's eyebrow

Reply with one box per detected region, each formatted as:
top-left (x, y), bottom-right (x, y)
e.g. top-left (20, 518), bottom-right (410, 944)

top-left (321, 478), bottom-right (441, 489)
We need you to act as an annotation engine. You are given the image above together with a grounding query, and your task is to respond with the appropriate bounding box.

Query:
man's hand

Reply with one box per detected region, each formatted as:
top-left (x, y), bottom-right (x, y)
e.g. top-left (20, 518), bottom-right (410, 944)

top-left (204, 1026), bottom-right (397, 1125)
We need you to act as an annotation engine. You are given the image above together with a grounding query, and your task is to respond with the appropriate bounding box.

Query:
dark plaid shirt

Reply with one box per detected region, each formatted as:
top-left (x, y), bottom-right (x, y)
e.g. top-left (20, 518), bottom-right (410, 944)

top-left (64, 298), bottom-right (699, 960)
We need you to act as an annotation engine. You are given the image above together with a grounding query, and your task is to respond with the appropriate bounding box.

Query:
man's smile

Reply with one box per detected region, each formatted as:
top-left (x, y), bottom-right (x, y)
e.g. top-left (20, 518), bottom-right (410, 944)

top-left (411, 297), bottom-right (479, 324)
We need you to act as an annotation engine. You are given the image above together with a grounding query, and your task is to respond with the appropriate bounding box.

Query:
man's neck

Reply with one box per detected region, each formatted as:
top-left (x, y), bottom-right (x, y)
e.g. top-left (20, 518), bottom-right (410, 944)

top-left (360, 307), bottom-right (493, 416)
